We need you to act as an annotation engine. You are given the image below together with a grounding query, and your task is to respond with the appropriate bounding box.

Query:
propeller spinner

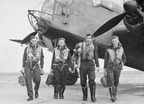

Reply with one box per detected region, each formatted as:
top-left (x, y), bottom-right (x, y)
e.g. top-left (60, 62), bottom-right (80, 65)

top-left (93, 0), bottom-right (139, 37)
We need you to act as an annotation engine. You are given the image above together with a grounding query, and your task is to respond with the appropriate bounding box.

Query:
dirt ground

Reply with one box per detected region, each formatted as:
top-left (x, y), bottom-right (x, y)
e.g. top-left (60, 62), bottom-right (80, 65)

top-left (0, 71), bottom-right (144, 104)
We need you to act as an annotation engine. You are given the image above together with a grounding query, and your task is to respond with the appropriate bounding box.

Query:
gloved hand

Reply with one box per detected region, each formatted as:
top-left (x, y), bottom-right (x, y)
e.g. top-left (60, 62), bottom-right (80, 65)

top-left (115, 59), bottom-right (121, 65)
top-left (77, 48), bottom-right (82, 55)
top-left (20, 67), bottom-right (25, 74)
top-left (122, 62), bottom-right (124, 66)
top-left (40, 68), bottom-right (44, 75)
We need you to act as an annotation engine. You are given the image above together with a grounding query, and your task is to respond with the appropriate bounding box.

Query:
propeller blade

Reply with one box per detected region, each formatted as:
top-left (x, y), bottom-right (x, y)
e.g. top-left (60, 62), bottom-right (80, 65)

top-left (10, 39), bottom-right (22, 43)
top-left (93, 12), bottom-right (126, 37)
top-left (92, 1), bottom-right (138, 37)
top-left (21, 31), bottom-right (37, 44)
top-left (137, 8), bottom-right (144, 18)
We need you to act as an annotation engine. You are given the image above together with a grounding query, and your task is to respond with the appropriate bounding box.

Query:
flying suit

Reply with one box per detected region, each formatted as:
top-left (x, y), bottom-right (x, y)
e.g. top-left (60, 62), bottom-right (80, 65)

top-left (22, 44), bottom-right (44, 99)
top-left (51, 46), bottom-right (73, 99)
top-left (74, 41), bottom-right (99, 102)
top-left (104, 43), bottom-right (126, 102)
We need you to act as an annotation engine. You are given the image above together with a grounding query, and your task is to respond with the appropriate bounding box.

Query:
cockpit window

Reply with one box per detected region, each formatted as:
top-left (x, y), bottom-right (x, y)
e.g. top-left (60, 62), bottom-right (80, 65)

top-left (92, 0), bottom-right (124, 13)
top-left (55, 3), bottom-right (70, 18)
top-left (41, 0), bottom-right (55, 21)
top-left (101, 0), bottom-right (124, 13)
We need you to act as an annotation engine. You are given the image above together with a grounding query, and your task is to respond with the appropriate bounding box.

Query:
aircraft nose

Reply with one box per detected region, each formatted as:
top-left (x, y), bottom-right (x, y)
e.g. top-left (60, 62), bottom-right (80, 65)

top-left (123, 1), bottom-right (137, 14)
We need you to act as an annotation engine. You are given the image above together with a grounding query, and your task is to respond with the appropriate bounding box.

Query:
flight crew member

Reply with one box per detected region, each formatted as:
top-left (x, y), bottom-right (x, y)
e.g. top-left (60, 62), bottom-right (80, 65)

top-left (21, 36), bottom-right (44, 101)
top-left (104, 36), bottom-right (126, 102)
top-left (73, 34), bottom-right (100, 102)
top-left (51, 38), bottom-right (73, 99)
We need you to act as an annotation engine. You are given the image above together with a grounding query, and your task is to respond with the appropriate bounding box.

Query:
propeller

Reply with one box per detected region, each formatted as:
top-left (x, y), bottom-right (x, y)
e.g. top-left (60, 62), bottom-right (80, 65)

top-left (10, 31), bottom-right (37, 44)
top-left (137, 8), bottom-right (144, 18)
top-left (9, 39), bottom-right (22, 43)
top-left (21, 31), bottom-right (37, 44)
top-left (93, 0), bottom-right (139, 37)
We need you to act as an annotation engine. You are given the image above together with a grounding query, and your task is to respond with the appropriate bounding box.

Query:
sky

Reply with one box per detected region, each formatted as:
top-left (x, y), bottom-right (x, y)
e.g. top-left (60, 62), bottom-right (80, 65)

top-left (0, 0), bottom-right (136, 73)
top-left (0, 0), bottom-right (53, 73)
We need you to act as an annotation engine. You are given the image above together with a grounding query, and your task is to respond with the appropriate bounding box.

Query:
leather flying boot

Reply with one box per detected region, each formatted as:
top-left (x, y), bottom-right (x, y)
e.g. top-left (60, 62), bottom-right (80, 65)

top-left (109, 87), bottom-right (116, 102)
top-left (59, 86), bottom-right (66, 99)
top-left (113, 86), bottom-right (117, 100)
top-left (35, 91), bottom-right (39, 98)
top-left (54, 86), bottom-right (59, 99)
top-left (27, 96), bottom-right (33, 101)
top-left (115, 87), bottom-right (117, 100)
top-left (90, 86), bottom-right (96, 102)
top-left (82, 87), bottom-right (88, 101)
top-left (34, 83), bottom-right (40, 98)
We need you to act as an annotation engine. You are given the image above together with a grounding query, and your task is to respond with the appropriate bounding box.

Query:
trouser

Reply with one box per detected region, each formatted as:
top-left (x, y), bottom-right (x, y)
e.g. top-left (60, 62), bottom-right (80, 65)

top-left (107, 65), bottom-right (122, 87)
top-left (80, 59), bottom-right (96, 102)
top-left (107, 64), bottom-right (122, 101)
top-left (53, 65), bottom-right (67, 94)
top-left (79, 59), bottom-right (96, 87)
top-left (24, 62), bottom-right (41, 98)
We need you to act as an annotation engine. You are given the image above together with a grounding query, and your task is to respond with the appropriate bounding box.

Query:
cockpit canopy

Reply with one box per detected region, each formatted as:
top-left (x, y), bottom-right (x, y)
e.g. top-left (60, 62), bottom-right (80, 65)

top-left (28, 0), bottom-right (124, 33)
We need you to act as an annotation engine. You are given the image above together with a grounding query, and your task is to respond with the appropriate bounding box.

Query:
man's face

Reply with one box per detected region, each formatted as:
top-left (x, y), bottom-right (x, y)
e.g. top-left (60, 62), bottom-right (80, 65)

top-left (58, 40), bottom-right (65, 47)
top-left (86, 36), bottom-right (92, 43)
top-left (31, 38), bottom-right (38, 46)
top-left (112, 38), bottom-right (119, 47)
